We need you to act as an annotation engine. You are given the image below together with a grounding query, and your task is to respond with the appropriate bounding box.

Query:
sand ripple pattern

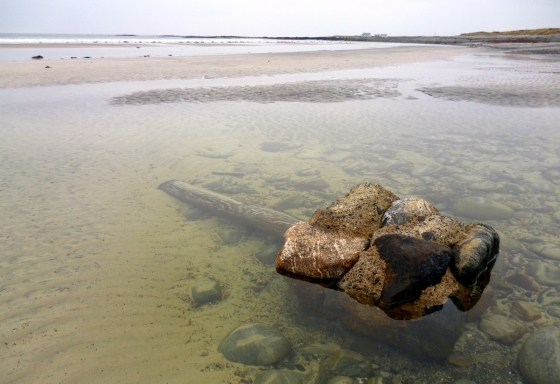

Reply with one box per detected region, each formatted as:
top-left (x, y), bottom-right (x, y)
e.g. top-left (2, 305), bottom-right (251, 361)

top-left (110, 79), bottom-right (401, 105)
top-left (419, 86), bottom-right (560, 107)
top-left (419, 59), bottom-right (560, 107)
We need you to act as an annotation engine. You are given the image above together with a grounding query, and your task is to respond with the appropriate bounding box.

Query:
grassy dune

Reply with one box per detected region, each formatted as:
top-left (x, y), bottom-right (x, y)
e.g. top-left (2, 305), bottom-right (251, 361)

top-left (461, 28), bottom-right (560, 36)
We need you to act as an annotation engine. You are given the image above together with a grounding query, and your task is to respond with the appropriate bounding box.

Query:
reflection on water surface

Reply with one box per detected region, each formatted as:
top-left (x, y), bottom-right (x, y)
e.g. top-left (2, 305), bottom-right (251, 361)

top-left (1, 53), bottom-right (560, 383)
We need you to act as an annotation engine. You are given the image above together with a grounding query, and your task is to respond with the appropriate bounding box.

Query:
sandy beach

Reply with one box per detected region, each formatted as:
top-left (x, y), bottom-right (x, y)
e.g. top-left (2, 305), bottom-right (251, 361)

top-left (2, 41), bottom-right (560, 384)
top-left (0, 45), bottom-right (467, 88)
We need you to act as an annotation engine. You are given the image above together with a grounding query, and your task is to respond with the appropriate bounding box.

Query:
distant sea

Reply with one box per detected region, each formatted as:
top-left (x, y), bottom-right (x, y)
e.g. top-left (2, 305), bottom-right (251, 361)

top-left (0, 33), bottom-right (415, 62)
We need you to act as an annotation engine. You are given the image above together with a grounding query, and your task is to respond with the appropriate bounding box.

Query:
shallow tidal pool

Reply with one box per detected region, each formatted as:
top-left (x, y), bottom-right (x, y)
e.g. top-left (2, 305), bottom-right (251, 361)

top-left (1, 52), bottom-right (560, 383)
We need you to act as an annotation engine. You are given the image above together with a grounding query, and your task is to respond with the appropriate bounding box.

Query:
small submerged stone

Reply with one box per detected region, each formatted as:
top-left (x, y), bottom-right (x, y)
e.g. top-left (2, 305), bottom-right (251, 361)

top-left (261, 141), bottom-right (302, 152)
top-left (526, 261), bottom-right (560, 286)
top-left (272, 194), bottom-right (307, 211)
top-left (218, 323), bottom-right (291, 366)
top-left (253, 370), bottom-right (303, 384)
top-left (528, 243), bottom-right (560, 261)
top-left (510, 300), bottom-right (541, 321)
top-left (320, 349), bottom-right (372, 378)
top-left (217, 228), bottom-right (243, 244)
top-left (191, 279), bottom-right (222, 305)
top-left (479, 314), bottom-right (528, 344)
top-left (451, 197), bottom-right (514, 220)
top-left (295, 178), bottom-right (330, 192)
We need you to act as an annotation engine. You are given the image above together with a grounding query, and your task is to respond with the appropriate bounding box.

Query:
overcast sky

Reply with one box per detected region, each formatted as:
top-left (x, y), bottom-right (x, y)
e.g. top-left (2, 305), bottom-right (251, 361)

top-left (0, 0), bottom-right (558, 36)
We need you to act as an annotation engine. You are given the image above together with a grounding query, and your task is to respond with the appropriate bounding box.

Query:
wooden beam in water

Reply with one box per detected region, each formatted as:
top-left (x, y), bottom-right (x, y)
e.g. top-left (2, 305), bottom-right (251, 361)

top-left (158, 180), bottom-right (300, 237)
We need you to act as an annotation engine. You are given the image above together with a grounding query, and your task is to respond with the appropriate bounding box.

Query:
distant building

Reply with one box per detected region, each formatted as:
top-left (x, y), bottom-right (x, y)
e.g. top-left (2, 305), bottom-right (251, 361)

top-left (362, 33), bottom-right (371, 37)
top-left (375, 34), bottom-right (388, 38)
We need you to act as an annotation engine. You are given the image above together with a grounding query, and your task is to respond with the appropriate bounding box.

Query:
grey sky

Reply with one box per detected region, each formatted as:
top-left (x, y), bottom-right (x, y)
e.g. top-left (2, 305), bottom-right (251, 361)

top-left (0, 0), bottom-right (558, 36)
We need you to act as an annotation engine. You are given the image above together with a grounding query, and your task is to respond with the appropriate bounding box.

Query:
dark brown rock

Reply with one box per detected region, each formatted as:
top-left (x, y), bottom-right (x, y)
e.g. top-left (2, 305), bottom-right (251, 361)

top-left (374, 234), bottom-right (452, 307)
top-left (450, 223), bottom-right (499, 287)
top-left (310, 183), bottom-right (399, 238)
top-left (276, 222), bottom-right (369, 279)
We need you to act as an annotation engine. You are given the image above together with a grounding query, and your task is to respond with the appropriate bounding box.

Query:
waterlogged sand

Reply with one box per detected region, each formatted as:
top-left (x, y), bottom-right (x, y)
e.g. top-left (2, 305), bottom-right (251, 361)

top-left (1, 47), bottom-right (560, 383)
top-left (0, 45), bottom-right (465, 88)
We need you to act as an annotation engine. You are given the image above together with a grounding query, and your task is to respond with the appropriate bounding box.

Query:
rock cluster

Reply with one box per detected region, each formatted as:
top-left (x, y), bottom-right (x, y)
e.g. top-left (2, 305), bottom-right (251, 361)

top-left (276, 183), bottom-right (500, 320)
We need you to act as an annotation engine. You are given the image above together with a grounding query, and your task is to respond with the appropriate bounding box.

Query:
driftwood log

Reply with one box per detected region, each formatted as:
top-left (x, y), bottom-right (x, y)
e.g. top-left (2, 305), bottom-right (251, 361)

top-left (158, 180), bottom-right (299, 237)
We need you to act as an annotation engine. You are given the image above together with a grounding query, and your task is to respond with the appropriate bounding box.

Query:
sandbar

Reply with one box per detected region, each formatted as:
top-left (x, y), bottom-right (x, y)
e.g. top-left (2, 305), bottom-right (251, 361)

top-left (0, 45), bottom-right (467, 88)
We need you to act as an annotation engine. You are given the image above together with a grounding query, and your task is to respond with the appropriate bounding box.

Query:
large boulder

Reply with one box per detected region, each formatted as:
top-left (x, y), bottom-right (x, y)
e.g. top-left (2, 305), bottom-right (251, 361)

top-left (276, 183), bottom-right (499, 358)
top-left (218, 323), bottom-right (291, 365)
top-left (518, 326), bottom-right (560, 384)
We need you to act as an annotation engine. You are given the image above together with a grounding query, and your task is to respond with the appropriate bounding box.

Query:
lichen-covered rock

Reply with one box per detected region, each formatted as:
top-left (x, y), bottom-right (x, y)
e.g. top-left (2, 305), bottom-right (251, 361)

top-left (338, 247), bottom-right (385, 306)
top-left (372, 215), bottom-right (466, 247)
top-left (450, 224), bottom-right (499, 287)
top-left (382, 197), bottom-right (439, 226)
top-left (375, 234), bottom-right (452, 306)
top-left (218, 323), bottom-right (291, 365)
top-left (309, 182), bottom-right (399, 237)
top-left (276, 222), bottom-right (369, 279)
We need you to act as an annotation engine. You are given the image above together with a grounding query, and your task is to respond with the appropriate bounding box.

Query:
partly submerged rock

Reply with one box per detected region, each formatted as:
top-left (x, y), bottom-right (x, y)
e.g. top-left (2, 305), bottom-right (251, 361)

top-left (450, 224), bottom-right (499, 287)
top-left (278, 183), bottom-right (497, 316)
top-left (517, 326), bottom-right (560, 384)
top-left (276, 222), bottom-right (369, 279)
top-left (218, 323), bottom-right (291, 366)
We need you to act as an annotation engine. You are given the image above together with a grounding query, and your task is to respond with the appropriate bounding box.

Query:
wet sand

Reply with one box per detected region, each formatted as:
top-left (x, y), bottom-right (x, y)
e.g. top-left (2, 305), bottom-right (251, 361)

top-left (0, 45), bottom-right (466, 88)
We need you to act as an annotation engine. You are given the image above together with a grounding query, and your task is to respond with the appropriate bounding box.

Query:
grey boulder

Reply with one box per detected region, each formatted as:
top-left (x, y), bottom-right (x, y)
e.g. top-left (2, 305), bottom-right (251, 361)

top-left (518, 326), bottom-right (560, 384)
